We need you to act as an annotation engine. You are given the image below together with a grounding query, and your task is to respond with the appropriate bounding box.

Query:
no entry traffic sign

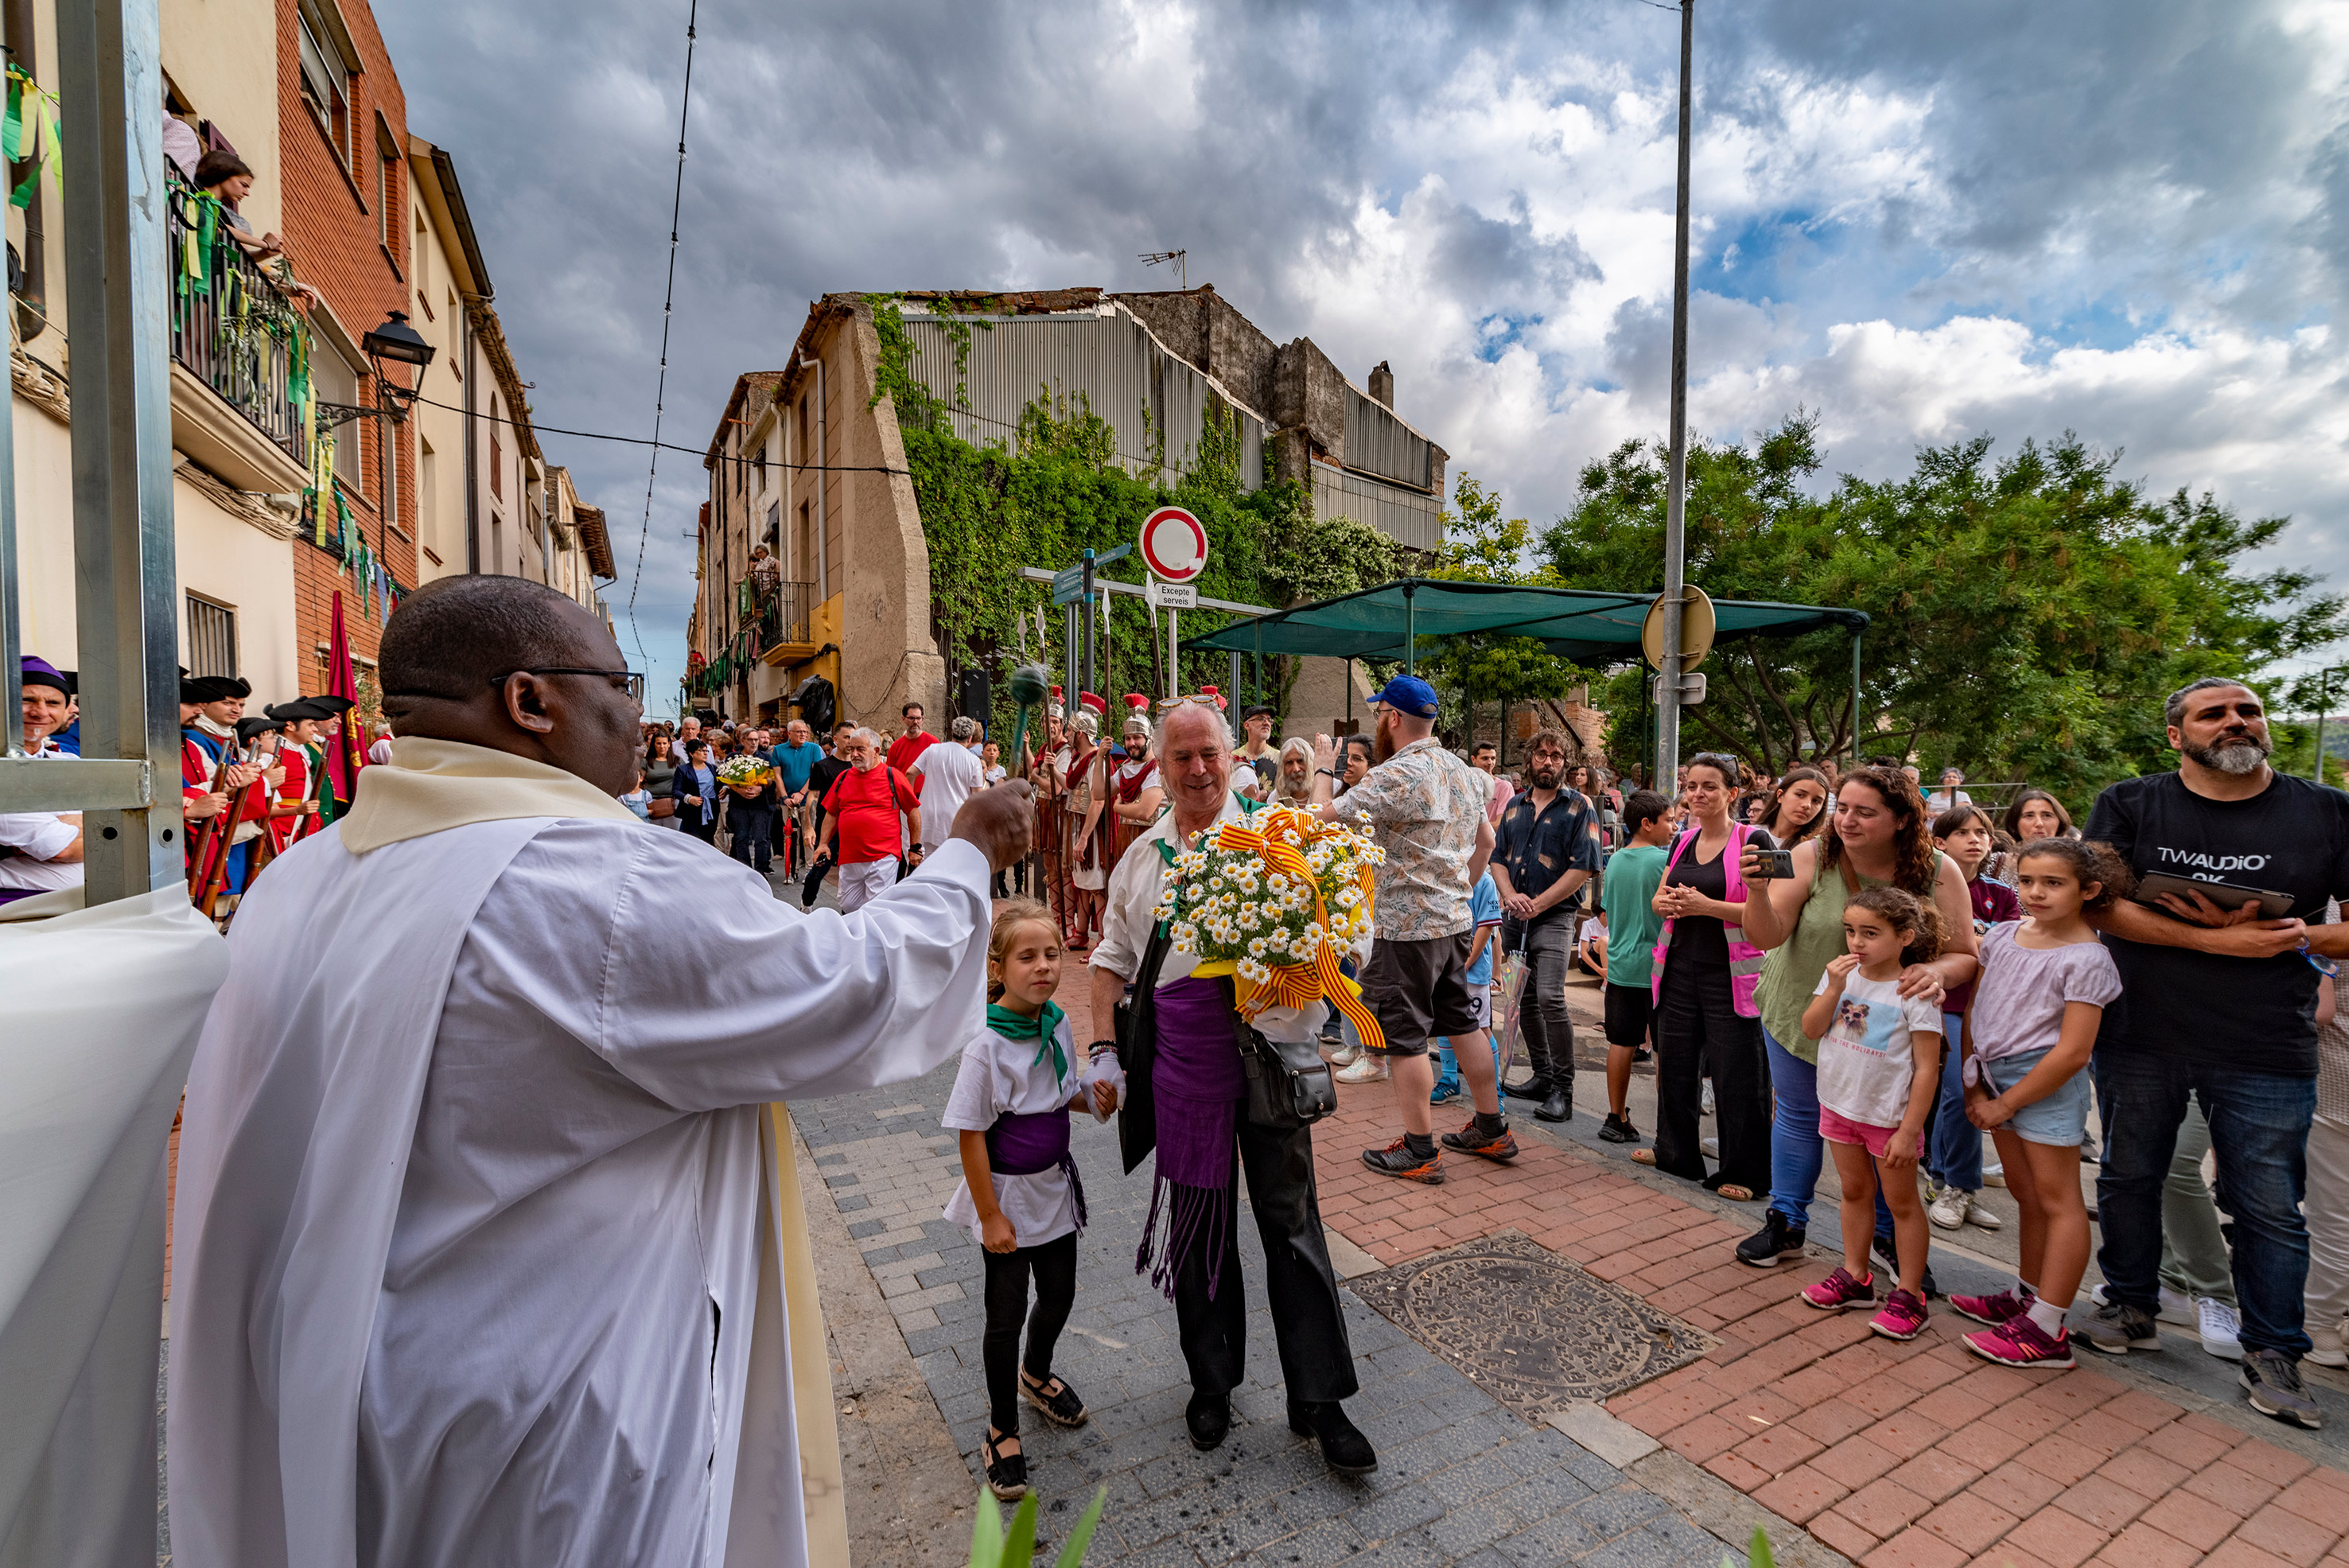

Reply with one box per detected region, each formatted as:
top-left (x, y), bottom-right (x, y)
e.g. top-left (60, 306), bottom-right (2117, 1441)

top-left (1139, 506), bottom-right (1208, 582)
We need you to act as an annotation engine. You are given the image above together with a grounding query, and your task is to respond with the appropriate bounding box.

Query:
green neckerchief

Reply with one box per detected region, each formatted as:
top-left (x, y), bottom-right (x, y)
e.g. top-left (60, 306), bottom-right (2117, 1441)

top-left (986, 999), bottom-right (1068, 1084)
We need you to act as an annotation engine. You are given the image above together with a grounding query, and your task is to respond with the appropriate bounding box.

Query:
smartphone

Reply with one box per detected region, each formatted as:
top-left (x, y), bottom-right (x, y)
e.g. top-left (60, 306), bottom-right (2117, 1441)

top-left (1748, 848), bottom-right (1795, 880)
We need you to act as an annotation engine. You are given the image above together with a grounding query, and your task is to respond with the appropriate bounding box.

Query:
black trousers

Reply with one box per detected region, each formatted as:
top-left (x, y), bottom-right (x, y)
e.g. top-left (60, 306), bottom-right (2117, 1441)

top-left (1511, 917), bottom-right (1576, 1088)
top-left (680, 811), bottom-right (718, 844)
top-left (729, 807), bottom-right (776, 872)
top-left (1651, 959), bottom-right (1771, 1193)
top-left (1172, 1104), bottom-right (1359, 1404)
top-left (982, 1232), bottom-right (1078, 1434)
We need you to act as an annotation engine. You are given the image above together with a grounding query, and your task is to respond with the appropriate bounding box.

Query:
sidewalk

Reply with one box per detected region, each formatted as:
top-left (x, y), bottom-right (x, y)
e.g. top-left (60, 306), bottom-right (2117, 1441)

top-left (797, 961), bottom-right (1772, 1566)
top-left (802, 932), bottom-right (2349, 1566)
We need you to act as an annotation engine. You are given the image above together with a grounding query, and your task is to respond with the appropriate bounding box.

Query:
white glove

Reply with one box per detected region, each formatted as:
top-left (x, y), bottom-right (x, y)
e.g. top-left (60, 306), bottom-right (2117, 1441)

top-left (1081, 1048), bottom-right (1127, 1117)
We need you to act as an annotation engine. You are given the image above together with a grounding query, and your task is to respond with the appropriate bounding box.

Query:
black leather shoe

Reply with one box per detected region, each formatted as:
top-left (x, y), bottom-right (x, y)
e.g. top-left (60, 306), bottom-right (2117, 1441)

top-left (1185, 1391), bottom-right (1231, 1451)
top-left (1287, 1399), bottom-right (1377, 1474)
top-left (1501, 1075), bottom-right (1552, 1102)
top-left (1535, 1086), bottom-right (1571, 1123)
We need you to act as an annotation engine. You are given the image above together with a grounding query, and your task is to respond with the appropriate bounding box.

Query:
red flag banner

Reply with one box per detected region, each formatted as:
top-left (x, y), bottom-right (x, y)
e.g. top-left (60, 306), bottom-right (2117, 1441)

top-left (325, 590), bottom-right (367, 810)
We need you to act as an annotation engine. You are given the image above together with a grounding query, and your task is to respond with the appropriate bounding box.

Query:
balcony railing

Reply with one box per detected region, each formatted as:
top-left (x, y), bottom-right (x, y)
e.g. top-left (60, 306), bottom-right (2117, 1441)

top-left (166, 182), bottom-right (312, 472)
top-left (746, 577), bottom-right (815, 657)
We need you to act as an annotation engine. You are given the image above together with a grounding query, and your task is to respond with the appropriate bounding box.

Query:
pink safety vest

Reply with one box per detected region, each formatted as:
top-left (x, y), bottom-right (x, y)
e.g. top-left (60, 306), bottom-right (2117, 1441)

top-left (1650, 822), bottom-right (1768, 1017)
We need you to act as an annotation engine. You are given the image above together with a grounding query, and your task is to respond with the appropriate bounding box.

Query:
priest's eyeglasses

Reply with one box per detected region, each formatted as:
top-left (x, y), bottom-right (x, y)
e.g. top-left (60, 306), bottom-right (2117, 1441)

top-left (489, 667), bottom-right (646, 702)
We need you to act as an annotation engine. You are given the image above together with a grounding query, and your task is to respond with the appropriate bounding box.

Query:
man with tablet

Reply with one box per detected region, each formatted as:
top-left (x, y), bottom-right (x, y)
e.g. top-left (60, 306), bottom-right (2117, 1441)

top-left (2075, 677), bottom-right (2349, 1430)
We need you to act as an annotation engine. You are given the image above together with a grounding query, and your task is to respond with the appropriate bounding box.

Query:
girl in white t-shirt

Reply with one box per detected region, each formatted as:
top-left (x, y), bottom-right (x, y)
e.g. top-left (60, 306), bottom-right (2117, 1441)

top-left (942, 901), bottom-right (1117, 1500)
top-left (1799, 886), bottom-right (1946, 1341)
top-left (1949, 838), bottom-right (2128, 1372)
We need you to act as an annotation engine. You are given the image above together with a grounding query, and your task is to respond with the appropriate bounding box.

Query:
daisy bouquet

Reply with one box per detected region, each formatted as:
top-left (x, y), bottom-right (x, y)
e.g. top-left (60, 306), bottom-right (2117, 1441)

top-left (714, 754), bottom-right (774, 789)
top-left (1151, 803), bottom-right (1386, 1046)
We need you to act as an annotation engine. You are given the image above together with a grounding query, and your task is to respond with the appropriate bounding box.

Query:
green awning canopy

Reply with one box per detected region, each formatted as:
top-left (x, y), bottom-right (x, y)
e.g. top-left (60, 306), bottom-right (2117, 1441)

top-left (1179, 578), bottom-right (1869, 665)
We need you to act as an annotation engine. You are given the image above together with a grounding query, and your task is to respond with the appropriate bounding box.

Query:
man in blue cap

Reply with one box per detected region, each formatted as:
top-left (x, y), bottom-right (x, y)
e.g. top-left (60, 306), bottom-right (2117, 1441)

top-left (1311, 675), bottom-right (1508, 1184)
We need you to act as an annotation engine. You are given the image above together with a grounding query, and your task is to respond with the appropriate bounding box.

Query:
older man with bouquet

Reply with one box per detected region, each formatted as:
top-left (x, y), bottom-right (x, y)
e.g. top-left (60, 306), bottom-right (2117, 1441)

top-left (1088, 696), bottom-right (1379, 1473)
top-left (714, 749), bottom-right (780, 873)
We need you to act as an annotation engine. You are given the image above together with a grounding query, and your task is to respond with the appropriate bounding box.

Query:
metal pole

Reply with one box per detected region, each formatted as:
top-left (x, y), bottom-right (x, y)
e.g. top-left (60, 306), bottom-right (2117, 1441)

top-left (1079, 548), bottom-right (1095, 705)
top-left (1404, 580), bottom-right (1418, 676)
top-left (1655, 0), bottom-right (1694, 789)
top-left (1850, 629), bottom-right (1864, 767)
top-left (1165, 606), bottom-right (1178, 698)
top-left (1252, 621), bottom-right (1262, 709)
top-left (61, 0), bottom-right (178, 902)
top-left (1228, 649), bottom-right (1239, 702)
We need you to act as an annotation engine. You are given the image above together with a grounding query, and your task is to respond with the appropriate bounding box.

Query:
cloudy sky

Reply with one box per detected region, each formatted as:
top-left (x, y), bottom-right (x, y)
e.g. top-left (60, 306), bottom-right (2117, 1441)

top-left (380, 0), bottom-right (2349, 710)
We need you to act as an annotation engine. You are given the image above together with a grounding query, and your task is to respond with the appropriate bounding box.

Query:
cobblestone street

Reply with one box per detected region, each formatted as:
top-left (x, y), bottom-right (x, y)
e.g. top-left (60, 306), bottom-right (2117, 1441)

top-left (789, 894), bottom-right (2349, 1567)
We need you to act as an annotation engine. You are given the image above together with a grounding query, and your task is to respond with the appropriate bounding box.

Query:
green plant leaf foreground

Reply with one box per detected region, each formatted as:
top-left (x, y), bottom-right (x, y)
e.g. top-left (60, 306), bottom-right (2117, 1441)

top-left (969, 1485), bottom-right (1002, 1567)
top-left (1001, 1493), bottom-right (1039, 1566)
top-left (1053, 1485), bottom-right (1108, 1566)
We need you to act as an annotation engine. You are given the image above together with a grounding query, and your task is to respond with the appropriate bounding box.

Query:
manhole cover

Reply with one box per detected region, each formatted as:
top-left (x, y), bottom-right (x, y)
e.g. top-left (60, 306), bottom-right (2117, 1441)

top-left (1348, 1229), bottom-right (1714, 1422)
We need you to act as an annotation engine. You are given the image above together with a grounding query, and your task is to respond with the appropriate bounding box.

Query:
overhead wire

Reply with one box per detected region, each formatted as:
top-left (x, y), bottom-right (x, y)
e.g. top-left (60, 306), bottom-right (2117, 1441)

top-left (408, 393), bottom-right (909, 477)
top-left (624, 0), bottom-right (700, 668)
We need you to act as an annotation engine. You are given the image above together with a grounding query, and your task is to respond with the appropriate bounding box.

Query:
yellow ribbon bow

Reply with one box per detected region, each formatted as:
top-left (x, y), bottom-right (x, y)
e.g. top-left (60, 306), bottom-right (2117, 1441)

top-left (1188, 804), bottom-right (1384, 1053)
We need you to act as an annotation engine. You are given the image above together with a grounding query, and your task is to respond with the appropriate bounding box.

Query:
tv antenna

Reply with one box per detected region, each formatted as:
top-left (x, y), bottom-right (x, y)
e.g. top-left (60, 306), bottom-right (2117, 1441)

top-left (1140, 249), bottom-right (1188, 290)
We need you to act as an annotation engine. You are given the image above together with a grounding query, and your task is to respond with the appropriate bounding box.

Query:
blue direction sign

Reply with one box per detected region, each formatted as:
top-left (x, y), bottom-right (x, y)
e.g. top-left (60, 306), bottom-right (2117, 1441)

top-left (1052, 565), bottom-right (1086, 606)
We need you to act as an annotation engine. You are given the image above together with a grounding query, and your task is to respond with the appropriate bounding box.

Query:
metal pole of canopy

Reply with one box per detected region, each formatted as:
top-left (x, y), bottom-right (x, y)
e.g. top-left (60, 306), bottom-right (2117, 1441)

top-left (1849, 628), bottom-right (1863, 768)
top-left (1655, 0), bottom-right (1695, 790)
top-left (60, 0), bottom-right (179, 902)
top-left (1403, 580), bottom-right (1417, 677)
top-left (1228, 649), bottom-right (1239, 703)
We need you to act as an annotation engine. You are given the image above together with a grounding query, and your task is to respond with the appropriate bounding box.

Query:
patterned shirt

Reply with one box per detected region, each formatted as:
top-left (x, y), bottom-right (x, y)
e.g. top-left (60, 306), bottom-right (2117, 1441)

top-left (1493, 786), bottom-right (1604, 927)
top-left (1342, 737), bottom-right (1492, 941)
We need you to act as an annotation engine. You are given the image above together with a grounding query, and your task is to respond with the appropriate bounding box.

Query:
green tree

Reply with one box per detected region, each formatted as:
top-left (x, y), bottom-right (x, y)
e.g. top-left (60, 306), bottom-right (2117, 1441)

top-left (1543, 417), bottom-right (2346, 804)
top-left (1417, 474), bottom-right (1588, 718)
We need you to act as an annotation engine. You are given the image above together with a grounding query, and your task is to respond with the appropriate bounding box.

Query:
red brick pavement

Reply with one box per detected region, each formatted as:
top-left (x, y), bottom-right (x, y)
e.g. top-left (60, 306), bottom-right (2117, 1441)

top-left (1283, 1064), bottom-right (2349, 1568)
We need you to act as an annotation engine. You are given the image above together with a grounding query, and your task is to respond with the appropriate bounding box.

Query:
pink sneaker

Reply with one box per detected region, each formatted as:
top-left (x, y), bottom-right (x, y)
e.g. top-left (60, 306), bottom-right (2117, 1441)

top-left (1964, 1313), bottom-right (2075, 1369)
top-left (1871, 1288), bottom-right (1930, 1341)
top-left (1802, 1267), bottom-right (1876, 1312)
top-left (1950, 1288), bottom-right (2028, 1328)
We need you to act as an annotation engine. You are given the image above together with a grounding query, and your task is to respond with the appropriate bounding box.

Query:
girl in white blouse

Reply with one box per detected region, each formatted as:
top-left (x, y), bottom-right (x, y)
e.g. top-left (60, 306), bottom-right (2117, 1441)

top-left (943, 901), bottom-right (1116, 1500)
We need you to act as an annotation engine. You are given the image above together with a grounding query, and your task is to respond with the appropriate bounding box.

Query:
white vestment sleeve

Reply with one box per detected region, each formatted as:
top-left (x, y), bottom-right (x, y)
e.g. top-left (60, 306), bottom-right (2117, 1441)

top-left (554, 827), bottom-right (994, 1108)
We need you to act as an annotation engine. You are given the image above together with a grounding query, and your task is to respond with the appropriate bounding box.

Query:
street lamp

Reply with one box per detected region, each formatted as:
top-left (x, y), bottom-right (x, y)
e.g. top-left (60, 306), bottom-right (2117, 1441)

top-left (318, 311), bottom-right (438, 427)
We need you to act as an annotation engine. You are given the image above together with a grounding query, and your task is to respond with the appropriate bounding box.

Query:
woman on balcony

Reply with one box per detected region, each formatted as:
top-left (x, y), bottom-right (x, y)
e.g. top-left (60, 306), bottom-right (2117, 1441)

top-left (193, 151), bottom-right (324, 307)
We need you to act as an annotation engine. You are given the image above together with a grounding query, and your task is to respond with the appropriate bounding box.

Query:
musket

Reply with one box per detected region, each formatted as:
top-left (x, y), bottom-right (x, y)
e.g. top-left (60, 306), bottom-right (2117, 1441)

top-left (191, 745), bottom-right (264, 916)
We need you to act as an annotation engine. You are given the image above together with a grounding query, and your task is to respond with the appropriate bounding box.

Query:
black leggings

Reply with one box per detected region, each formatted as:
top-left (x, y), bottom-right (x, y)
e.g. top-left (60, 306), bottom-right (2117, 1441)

top-left (982, 1232), bottom-right (1078, 1434)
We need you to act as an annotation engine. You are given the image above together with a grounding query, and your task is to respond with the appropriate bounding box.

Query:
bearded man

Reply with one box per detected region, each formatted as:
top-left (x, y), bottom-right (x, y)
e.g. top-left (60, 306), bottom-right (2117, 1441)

top-left (2074, 678), bottom-right (2349, 1433)
top-left (1087, 698), bottom-right (1375, 1473)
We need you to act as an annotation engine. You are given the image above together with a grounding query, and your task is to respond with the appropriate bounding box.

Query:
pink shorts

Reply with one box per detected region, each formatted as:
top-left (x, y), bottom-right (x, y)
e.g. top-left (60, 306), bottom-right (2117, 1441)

top-left (1818, 1106), bottom-right (1923, 1161)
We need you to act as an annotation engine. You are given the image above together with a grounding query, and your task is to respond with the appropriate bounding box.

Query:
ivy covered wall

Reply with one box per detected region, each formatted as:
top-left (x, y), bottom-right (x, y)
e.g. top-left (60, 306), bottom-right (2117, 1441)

top-left (867, 296), bottom-right (1406, 735)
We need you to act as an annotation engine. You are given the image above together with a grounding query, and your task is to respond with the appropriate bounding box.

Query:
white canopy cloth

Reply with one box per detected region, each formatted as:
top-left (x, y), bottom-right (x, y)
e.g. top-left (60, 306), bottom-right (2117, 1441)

top-left (0, 888), bottom-right (228, 1567)
top-left (169, 740), bottom-right (992, 1568)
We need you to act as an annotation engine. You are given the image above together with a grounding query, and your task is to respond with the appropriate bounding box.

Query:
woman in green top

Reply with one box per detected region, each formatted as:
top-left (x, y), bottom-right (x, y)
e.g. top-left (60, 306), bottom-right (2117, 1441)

top-left (1730, 765), bottom-right (1980, 1269)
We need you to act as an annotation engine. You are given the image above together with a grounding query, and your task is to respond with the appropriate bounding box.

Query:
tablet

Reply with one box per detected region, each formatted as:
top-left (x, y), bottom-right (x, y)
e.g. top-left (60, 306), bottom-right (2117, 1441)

top-left (2132, 871), bottom-right (2295, 922)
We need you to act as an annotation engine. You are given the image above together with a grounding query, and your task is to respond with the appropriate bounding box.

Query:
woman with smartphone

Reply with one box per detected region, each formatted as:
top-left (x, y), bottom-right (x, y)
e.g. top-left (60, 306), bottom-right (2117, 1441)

top-left (1730, 766), bottom-right (1981, 1273)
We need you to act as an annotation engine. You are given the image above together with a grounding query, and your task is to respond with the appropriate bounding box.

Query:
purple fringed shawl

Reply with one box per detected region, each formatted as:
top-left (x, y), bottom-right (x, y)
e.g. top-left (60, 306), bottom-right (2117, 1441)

top-left (1136, 976), bottom-right (1246, 1301)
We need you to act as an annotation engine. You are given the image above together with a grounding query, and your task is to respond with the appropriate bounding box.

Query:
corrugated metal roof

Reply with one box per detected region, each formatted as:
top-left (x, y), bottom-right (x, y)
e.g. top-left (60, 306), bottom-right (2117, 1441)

top-left (1344, 387), bottom-right (1433, 492)
top-left (1312, 464), bottom-right (1444, 551)
top-left (899, 309), bottom-right (1265, 491)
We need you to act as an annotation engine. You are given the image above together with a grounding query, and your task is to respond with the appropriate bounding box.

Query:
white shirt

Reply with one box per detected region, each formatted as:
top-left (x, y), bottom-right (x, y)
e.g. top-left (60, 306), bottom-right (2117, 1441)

top-left (1089, 791), bottom-right (1324, 1042)
top-left (908, 738), bottom-right (984, 850)
top-left (939, 1017), bottom-right (1095, 1247)
top-left (0, 739), bottom-right (80, 891)
top-left (169, 818), bottom-right (992, 1568)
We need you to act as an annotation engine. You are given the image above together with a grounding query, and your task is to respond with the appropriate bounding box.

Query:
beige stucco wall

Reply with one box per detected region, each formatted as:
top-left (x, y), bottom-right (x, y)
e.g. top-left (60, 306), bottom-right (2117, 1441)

top-left (13, 383), bottom-right (299, 707)
top-left (174, 474), bottom-right (299, 703)
top-left (11, 392), bottom-right (76, 671)
top-left (834, 306), bottom-right (943, 731)
top-left (161, 0), bottom-right (283, 239)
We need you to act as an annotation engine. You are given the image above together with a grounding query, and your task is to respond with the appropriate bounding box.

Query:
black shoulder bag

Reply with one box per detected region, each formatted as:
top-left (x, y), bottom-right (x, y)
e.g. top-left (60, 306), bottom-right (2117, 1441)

top-left (1236, 1011), bottom-right (1339, 1130)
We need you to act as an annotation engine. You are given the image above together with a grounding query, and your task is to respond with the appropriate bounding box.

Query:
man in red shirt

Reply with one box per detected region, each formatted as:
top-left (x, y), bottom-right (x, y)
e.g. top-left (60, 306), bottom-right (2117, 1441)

top-left (885, 701), bottom-right (934, 774)
top-left (819, 727), bottom-right (921, 913)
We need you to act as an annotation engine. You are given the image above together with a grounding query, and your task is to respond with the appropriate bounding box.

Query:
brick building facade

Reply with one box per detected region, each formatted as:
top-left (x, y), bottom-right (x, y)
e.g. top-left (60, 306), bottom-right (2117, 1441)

top-left (277, 0), bottom-right (416, 694)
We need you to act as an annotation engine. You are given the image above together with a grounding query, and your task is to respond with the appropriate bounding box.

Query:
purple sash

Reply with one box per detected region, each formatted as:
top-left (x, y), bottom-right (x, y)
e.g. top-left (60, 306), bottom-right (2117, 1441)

top-left (1135, 976), bottom-right (1244, 1301)
top-left (987, 1107), bottom-right (1087, 1232)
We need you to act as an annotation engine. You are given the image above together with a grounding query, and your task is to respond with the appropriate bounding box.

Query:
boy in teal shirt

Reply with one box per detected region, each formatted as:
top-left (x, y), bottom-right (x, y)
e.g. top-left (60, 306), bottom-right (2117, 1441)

top-left (1596, 790), bottom-right (1674, 1144)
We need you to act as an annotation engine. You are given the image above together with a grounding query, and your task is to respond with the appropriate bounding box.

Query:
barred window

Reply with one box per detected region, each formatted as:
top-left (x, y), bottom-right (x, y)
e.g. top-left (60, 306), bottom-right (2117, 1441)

top-left (186, 594), bottom-right (238, 679)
